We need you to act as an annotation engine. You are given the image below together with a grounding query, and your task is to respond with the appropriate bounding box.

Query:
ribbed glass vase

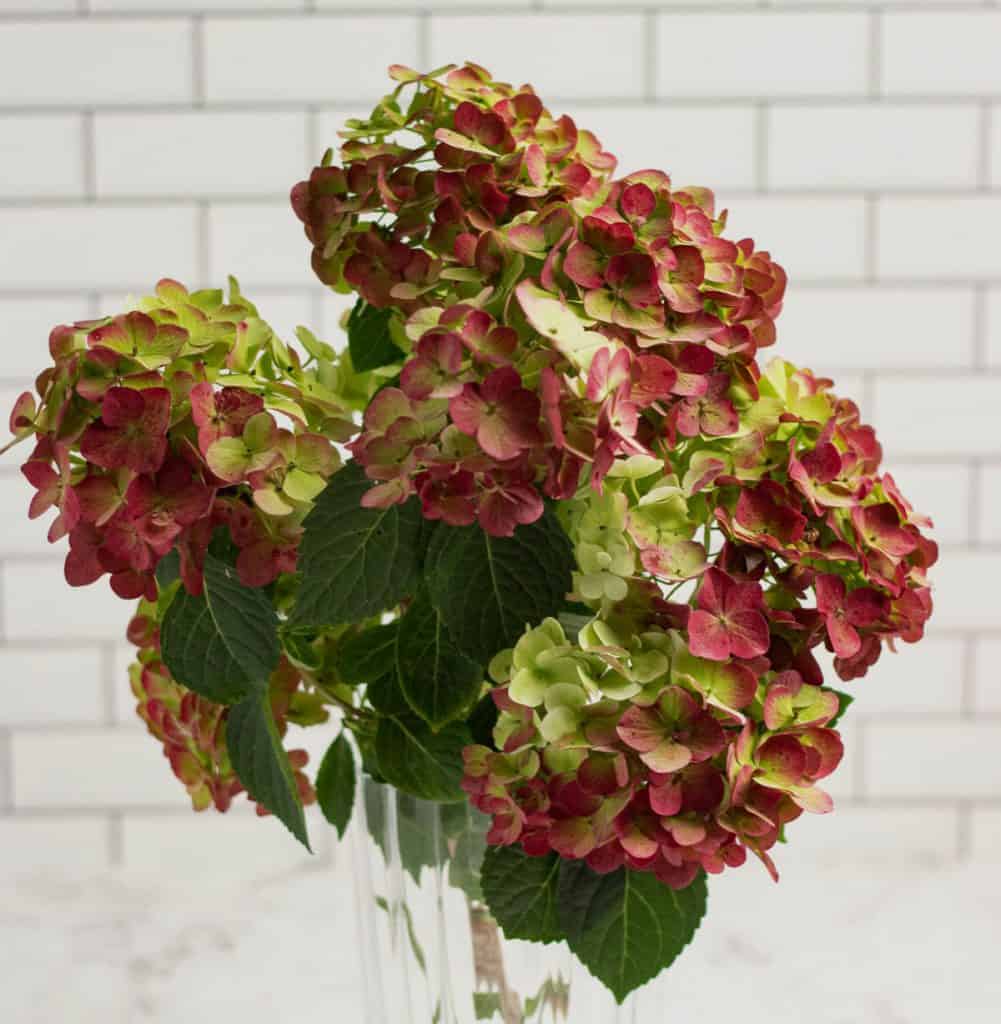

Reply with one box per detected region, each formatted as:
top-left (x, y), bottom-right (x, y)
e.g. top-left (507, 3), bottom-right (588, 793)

top-left (349, 777), bottom-right (655, 1024)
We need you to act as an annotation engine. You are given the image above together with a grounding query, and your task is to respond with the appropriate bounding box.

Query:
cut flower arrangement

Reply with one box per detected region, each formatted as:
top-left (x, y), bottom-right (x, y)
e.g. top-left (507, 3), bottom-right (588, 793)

top-left (6, 63), bottom-right (936, 1004)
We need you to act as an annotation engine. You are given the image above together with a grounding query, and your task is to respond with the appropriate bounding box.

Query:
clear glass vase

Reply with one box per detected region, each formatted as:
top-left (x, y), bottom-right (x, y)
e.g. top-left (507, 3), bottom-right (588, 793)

top-left (350, 777), bottom-right (652, 1024)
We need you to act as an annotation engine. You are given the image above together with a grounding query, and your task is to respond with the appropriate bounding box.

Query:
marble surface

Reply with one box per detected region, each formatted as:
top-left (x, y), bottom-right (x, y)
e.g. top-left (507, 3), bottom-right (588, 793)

top-left (1, 850), bottom-right (996, 1024)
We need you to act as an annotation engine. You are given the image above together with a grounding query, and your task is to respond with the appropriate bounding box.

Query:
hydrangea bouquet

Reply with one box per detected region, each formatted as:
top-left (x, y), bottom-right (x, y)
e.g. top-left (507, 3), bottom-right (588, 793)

top-left (6, 63), bottom-right (936, 1005)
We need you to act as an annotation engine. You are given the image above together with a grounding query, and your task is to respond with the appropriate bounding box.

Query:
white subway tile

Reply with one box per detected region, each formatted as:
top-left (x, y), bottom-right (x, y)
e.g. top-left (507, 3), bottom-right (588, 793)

top-left (204, 16), bottom-right (418, 104)
top-left (208, 202), bottom-right (309, 290)
top-left (791, 805), bottom-right (958, 865)
top-left (865, 721), bottom-right (1001, 798)
top-left (877, 198), bottom-right (1001, 280)
top-left (768, 105), bottom-right (980, 190)
top-left (0, 205), bottom-right (199, 290)
top-left (872, 376), bottom-right (1001, 458)
top-left (776, 286), bottom-right (975, 371)
top-left (656, 13), bottom-right (868, 98)
top-left (569, 105), bottom-right (756, 191)
top-left (0, 817), bottom-right (109, 872)
top-left (0, 294), bottom-right (90, 381)
top-left (12, 727), bottom-right (190, 807)
top-left (974, 637), bottom-right (1001, 713)
top-left (985, 288), bottom-right (1001, 369)
top-left (3, 559), bottom-right (129, 641)
top-left (429, 14), bottom-right (646, 101)
top-left (921, 551), bottom-right (1001, 631)
top-left (826, 634), bottom-right (965, 716)
top-left (0, 115), bottom-right (84, 198)
top-left (0, 20), bottom-right (192, 106)
top-left (972, 809), bottom-right (1001, 861)
top-left (884, 13), bottom-right (1001, 96)
top-left (0, 647), bottom-right (104, 725)
top-left (94, 111), bottom-right (309, 198)
top-left (120, 806), bottom-right (327, 875)
top-left (723, 196), bottom-right (866, 280)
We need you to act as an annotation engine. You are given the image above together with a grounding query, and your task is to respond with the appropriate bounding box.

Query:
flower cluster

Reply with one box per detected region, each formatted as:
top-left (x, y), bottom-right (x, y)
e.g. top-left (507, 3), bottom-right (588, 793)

top-left (463, 612), bottom-right (844, 887)
top-left (125, 600), bottom-right (320, 814)
top-left (10, 278), bottom-right (357, 600)
top-left (292, 63), bottom-right (785, 536)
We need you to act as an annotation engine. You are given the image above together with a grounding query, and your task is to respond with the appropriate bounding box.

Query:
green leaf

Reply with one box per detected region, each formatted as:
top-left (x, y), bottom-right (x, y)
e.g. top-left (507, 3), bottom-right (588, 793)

top-left (154, 548), bottom-right (180, 589)
top-left (348, 300), bottom-right (404, 373)
top-left (480, 847), bottom-right (564, 944)
top-left (426, 508), bottom-right (574, 664)
top-left (290, 463), bottom-right (424, 629)
top-left (226, 692), bottom-right (311, 850)
top-left (315, 733), bottom-right (356, 839)
top-left (396, 590), bottom-right (483, 729)
top-left (161, 553), bottom-right (280, 704)
top-left (556, 863), bottom-right (707, 1003)
top-left (374, 716), bottom-right (470, 803)
top-left (334, 622), bottom-right (400, 686)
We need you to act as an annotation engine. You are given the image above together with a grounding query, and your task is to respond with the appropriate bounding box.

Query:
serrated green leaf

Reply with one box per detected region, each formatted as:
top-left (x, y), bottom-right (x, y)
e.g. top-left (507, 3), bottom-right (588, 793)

top-left (396, 590), bottom-right (483, 729)
top-left (426, 508), bottom-right (574, 664)
top-left (481, 847), bottom-right (564, 944)
top-left (348, 300), bottom-right (404, 373)
top-left (226, 692), bottom-right (311, 850)
top-left (315, 732), bottom-right (356, 839)
top-left (557, 863), bottom-right (707, 1003)
top-left (374, 716), bottom-right (470, 803)
top-left (335, 622), bottom-right (400, 686)
top-left (161, 553), bottom-right (279, 704)
top-left (290, 463), bottom-right (424, 629)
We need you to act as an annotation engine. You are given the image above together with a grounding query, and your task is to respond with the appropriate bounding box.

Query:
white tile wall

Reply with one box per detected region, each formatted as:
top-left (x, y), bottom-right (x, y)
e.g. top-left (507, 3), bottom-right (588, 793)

top-left (0, 114), bottom-right (86, 197)
top-left (429, 14), bottom-right (647, 101)
top-left (882, 13), bottom-right (1001, 95)
top-left (0, 0), bottom-right (997, 897)
top-left (655, 13), bottom-right (869, 99)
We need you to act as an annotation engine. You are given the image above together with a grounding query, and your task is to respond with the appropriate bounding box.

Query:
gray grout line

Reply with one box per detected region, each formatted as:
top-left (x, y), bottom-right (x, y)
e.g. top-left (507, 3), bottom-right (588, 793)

top-left (867, 9), bottom-right (882, 100)
top-left (81, 110), bottom-right (96, 201)
top-left (191, 15), bottom-right (206, 109)
top-left (979, 102), bottom-right (993, 190)
top-left (643, 9), bottom-right (657, 104)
